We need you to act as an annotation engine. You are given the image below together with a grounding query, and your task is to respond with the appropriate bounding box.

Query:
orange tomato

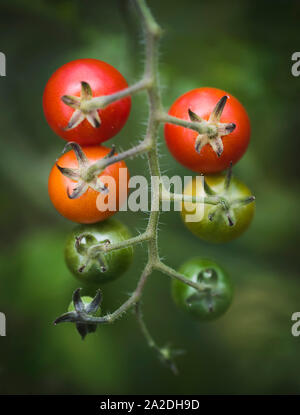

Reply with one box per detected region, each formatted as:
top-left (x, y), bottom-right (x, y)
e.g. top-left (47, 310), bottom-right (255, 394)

top-left (48, 146), bottom-right (129, 223)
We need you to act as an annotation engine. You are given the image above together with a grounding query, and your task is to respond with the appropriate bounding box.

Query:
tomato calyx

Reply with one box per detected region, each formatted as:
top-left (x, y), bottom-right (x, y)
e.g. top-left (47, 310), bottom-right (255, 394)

top-left (204, 163), bottom-right (255, 227)
top-left (61, 81), bottom-right (102, 130)
top-left (54, 288), bottom-right (102, 339)
top-left (56, 142), bottom-right (116, 199)
top-left (75, 232), bottom-right (111, 274)
top-left (188, 95), bottom-right (236, 157)
top-left (185, 268), bottom-right (221, 313)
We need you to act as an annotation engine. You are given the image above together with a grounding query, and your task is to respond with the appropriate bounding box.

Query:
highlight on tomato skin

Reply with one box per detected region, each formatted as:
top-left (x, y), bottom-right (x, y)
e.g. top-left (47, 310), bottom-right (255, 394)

top-left (48, 145), bottom-right (130, 224)
top-left (43, 58), bottom-right (131, 145)
top-left (164, 87), bottom-right (251, 174)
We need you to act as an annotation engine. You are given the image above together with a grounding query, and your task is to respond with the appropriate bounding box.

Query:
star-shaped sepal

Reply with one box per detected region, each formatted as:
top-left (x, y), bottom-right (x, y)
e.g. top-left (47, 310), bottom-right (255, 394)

top-left (188, 95), bottom-right (236, 157)
top-left (56, 142), bottom-right (116, 199)
top-left (54, 288), bottom-right (103, 340)
top-left (74, 233), bottom-right (111, 275)
top-left (61, 81), bottom-right (101, 130)
top-left (202, 163), bottom-right (255, 227)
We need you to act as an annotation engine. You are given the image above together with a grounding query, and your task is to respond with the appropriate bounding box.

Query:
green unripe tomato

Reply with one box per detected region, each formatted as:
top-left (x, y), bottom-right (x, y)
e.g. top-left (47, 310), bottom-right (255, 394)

top-left (65, 218), bottom-right (133, 285)
top-left (181, 174), bottom-right (255, 243)
top-left (68, 296), bottom-right (101, 316)
top-left (172, 258), bottom-right (233, 321)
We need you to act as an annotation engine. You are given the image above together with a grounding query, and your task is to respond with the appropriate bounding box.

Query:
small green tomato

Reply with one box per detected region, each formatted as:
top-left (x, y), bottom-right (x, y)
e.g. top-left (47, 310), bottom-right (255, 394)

top-left (65, 218), bottom-right (133, 285)
top-left (172, 258), bottom-right (233, 321)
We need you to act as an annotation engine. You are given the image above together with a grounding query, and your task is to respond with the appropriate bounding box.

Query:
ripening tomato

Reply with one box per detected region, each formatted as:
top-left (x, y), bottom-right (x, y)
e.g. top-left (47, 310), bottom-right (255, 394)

top-left (164, 87), bottom-right (251, 173)
top-left (48, 145), bottom-right (129, 224)
top-left (43, 59), bottom-right (131, 145)
top-left (181, 173), bottom-right (255, 243)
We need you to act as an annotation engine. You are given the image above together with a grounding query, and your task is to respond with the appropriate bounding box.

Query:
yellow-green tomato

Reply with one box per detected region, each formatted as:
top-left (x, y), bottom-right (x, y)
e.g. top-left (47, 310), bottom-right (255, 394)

top-left (181, 174), bottom-right (255, 243)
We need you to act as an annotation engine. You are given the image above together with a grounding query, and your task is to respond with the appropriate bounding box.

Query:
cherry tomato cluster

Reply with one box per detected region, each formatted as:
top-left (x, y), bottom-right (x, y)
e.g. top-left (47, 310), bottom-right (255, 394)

top-left (44, 59), bottom-right (134, 311)
top-left (43, 58), bottom-right (255, 331)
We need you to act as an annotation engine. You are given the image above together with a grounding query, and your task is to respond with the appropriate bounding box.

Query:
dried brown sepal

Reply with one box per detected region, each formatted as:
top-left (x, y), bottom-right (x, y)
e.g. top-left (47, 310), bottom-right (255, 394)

top-left (86, 111), bottom-right (101, 128)
top-left (61, 95), bottom-right (81, 109)
top-left (89, 177), bottom-right (109, 194)
top-left (188, 108), bottom-right (204, 123)
top-left (64, 109), bottom-right (85, 130)
top-left (81, 81), bottom-right (93, 100)
top-left (67, 181), bottom-right (88, 199)
top-left (209, 137), bottom-right (223, 157)
top-left (195, 134), bottom-right (209, 154)
top-left (61, 141), bottom-right (88, 166)
top-left (209, 95), bottom-right (227, 123)
top-left (55, 164), bottom-right (80, 180)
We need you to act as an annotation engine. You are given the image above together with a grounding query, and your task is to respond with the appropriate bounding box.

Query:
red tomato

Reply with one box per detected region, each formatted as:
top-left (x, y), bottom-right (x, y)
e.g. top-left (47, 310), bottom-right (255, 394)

top-left (48, 146), bottom-right (129, 224)
top-left (43, 59), bottom-right (131, 145)
top-left (164, 87), bottom-right (251, 173)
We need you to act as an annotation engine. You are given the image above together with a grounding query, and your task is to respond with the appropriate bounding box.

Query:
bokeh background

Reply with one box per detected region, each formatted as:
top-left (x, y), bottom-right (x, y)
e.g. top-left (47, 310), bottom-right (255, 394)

top-left (0, 0), bottom-right (300, 394)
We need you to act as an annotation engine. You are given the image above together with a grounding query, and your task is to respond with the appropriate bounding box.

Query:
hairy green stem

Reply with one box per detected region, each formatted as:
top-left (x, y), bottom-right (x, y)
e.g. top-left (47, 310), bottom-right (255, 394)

top-left (89, 231), bottom-right (152, 255)
top-left (82, 78), bottom-right (151, 112)
top-left (135, 302), bottom-right (156, 349)
top-left (154, 261), bottom-right (209, 292)
top-left (158, 112), bottom-right (217, 135)
top-left (160, 187), bottom-right (220, 206)
top-left (86, 140), bottom-right (151, 178)
top-left (73, 264), bottom-right (153, 325)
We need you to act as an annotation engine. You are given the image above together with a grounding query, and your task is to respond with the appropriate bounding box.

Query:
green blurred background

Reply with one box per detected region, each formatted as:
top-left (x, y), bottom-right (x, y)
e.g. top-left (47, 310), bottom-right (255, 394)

top-left (0, 0), bottom-right (300, 394)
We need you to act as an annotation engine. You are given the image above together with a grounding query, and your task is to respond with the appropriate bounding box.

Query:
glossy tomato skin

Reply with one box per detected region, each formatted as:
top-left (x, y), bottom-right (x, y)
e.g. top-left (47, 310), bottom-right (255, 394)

top-left (48, 146), bottom-right (129, 224)
top-left (43, 59), bottom-right (131, 145)
top-left (164, 87), bottom-right (250, 173)
top-left (172, 258), bottom-right (233, 321)
top-left (65, 219), bottom-right (133, 285)
top-left (181, 174), bottom-right (255, 243)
